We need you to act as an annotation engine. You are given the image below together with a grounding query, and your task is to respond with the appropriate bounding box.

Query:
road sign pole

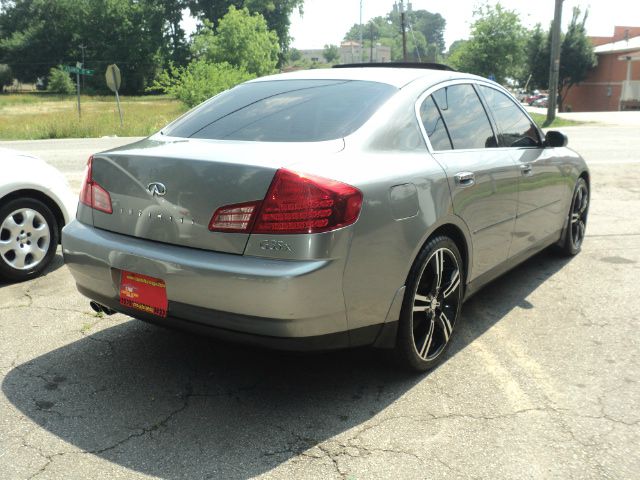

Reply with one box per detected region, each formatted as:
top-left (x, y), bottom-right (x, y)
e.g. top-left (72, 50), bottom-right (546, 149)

top-left (112, 69), bottom-right (123, 127)
top-left (76, 69), bottom-right (81, 119)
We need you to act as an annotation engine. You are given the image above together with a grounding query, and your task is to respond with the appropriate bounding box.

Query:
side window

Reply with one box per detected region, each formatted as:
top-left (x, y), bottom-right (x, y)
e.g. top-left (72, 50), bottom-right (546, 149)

top-left (479, 86), bottom-right (541, 147)
top-left (432, 84), bottom-right (497, 150)
top-left (419, 96), bottom-right (452, 151)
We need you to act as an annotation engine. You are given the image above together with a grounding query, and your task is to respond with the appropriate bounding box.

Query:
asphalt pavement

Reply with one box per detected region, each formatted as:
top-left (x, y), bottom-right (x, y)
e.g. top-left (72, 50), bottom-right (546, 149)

top-left (0, 128), bottom-right (639, 479)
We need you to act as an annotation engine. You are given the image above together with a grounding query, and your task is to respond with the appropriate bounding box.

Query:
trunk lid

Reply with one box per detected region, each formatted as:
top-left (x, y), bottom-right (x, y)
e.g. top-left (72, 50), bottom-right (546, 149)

top-left (89, 136), bottom-right (344, 254)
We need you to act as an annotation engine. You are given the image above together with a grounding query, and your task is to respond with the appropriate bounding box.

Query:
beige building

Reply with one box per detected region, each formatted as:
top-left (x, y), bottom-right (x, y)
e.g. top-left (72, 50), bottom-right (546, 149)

top-left (298, 42), bottom-right (391, 65)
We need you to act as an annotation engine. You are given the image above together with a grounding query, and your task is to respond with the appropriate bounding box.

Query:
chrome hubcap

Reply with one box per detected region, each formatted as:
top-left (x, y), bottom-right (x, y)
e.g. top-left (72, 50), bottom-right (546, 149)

top-left (571, 184), bottom-right (588, 249)
top-left (0, 208), bottom-right (51, 270)
top-left (412, 248), bottom-right (461, 361)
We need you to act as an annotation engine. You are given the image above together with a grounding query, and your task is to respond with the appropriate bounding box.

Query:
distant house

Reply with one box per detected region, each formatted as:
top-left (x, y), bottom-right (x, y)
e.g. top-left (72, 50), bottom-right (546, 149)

top-left (563, 26), bottom-right (640, 112)
top-left (296, 42), bottom-right (391, 66)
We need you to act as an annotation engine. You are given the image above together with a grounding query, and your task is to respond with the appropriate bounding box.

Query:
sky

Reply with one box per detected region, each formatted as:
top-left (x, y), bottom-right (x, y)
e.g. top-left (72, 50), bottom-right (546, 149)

top-left (288, 0), bottom-right (640, 50)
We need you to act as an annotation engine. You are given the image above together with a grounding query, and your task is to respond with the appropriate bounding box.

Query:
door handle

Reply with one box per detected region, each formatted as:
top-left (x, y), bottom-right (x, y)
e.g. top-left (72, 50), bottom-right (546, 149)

top-left (520, 164), bottom-right (533, 175)
top-left (454, 171), bottom-right (475, 187)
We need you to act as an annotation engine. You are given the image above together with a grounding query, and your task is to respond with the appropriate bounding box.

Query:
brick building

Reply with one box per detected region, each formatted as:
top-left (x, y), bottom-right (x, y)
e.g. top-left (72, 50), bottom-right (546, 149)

top-left (563, 26), bottom-right (640, 112)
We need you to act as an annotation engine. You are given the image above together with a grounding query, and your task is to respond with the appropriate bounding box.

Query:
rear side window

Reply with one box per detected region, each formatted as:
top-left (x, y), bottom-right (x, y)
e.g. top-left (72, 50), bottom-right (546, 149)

top-left (431, 84), bottom-right (497, 150)
top-left (479, 86), bottom-right (541, 147)
top-left (419, 96), bottom-right (452, 151)
top-left (162, 80), bottom-right (397, 142)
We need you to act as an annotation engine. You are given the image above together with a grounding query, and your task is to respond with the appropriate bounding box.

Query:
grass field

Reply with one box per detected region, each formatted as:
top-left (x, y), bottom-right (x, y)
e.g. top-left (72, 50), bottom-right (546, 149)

top-left (0, 94), bottom-right (187, 140)
top-left (529, 112), bottom-right (583, 128)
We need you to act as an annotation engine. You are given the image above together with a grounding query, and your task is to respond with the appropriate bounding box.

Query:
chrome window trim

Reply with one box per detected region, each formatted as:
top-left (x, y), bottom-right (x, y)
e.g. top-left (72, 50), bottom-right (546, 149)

top-left (414, 78), bottom-right (543, 154)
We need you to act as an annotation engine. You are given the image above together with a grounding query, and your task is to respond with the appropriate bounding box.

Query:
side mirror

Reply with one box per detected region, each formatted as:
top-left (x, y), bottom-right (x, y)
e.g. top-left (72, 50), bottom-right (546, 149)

top-left (544, 130), bottom-right (568, 148)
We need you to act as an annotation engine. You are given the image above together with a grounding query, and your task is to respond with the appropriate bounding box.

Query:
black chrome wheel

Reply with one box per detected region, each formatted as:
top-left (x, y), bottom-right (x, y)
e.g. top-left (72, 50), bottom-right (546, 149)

top-left (396, 236), bottom-right (464, 372)
top-left (559, 177), bottom-right (589, 256)
top-left (570, 180), bottom-right (588, 250)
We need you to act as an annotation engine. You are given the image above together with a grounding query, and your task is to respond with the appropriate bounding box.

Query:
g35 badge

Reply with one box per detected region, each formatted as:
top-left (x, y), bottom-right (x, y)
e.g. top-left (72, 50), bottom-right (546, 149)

top-left (259, 240), bottom-right (293, 252)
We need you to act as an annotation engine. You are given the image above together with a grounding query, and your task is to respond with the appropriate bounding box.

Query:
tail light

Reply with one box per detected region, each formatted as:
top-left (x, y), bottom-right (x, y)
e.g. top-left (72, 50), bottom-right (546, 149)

top-left (79, 156), bottom-right (112, 214)
top-left (208, 169), bottom-right (363, 234)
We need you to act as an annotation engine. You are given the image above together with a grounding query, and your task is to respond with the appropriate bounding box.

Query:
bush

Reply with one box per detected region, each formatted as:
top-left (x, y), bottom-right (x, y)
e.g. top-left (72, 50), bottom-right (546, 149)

top-left (47, 67), bottom-right (75, 94)
top-left (0, 64), bottom-right (13, 91)
top-left (149, 60), bottom-right (254, 108)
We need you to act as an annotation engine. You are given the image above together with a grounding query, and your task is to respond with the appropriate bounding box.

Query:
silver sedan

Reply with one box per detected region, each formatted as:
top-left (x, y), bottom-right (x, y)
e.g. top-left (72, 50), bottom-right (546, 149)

top-left (62, 66), bottom-right (589, 371)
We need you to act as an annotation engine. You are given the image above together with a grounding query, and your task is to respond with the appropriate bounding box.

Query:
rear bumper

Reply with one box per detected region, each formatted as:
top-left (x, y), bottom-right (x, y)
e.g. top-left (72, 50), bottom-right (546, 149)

top-left (62, 220), bottom-right (353, 347)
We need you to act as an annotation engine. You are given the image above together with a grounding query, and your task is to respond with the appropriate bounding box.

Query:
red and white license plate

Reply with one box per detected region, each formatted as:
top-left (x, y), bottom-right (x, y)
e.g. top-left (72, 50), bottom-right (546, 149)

top-left (119, 270), bottom-right (168, 317)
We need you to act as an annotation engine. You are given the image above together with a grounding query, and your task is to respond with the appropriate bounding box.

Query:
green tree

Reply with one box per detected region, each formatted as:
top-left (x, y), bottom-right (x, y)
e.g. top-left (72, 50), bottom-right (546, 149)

top-left (0, 0), bottom-right (186, 93)
top-left (0, 64), bottom-right (13, 91)
top-left (191, 6), bottom-right (279, 77)
top-left (558, 7), bottom-right (596, 110)
top-left (150, 59), bottom-right (253, 107)
top-left (322, 44), bottom-right (340, 64)
top-left (187, 0), bottom-right (303, 62)
top-left (46, 66), bottom-right (75, 94)
top-left (523, 24), bottom-right (548, 90)
top-left (523, 8), bottom-right (596, 110)
top-left (449, 3), bottom-right (526, 83)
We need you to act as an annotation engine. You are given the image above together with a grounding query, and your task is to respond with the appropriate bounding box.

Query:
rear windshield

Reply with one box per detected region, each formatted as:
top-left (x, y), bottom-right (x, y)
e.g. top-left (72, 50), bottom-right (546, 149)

top-left (162, 79), bottom-right (397, 142)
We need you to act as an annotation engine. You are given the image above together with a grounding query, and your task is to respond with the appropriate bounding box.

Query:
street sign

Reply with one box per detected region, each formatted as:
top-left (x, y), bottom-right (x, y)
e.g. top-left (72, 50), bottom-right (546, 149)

top-left (105, 64), bottom-right (121, 92)
top-left (105, 64), bottom-right (123, 127)
top-left (61, 65), bottom-right (94, 76)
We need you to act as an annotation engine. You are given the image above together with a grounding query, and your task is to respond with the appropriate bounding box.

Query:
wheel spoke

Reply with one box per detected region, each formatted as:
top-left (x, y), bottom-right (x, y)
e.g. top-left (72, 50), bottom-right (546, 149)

top-left (0, 239), bottom-right (14, 255)
top-left (438, 311), bottom-right (453, 341)
top-left (30, 246), bottom-right (45, 262)
top-left (442, 269), bottom-right (460, 299)
top-left (571, 213), bottom-right (580, 224)
top-left (1, 215), bottom-right (20, 236)
top-left (12, 250), bottom-right (27, 269)
top-left (414, 294), bottom-right (430, 303)
top-left (418, 318), bottom-right (435, 358)
top-left (413, 305), bottom-right (430, 313)
top-left (434, 249), bottom-right (444, 292)
top-left (21, 209), bottom-right (35, 227)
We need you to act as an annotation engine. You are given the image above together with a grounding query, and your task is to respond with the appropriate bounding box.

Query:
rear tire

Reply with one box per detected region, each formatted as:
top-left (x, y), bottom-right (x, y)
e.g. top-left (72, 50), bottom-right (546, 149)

top-left (558, 178), bottom-right (589, 256)
top-left (0, 198), bottom-right (59, 282)
top-left (395, 236), bottom-right (464, 372)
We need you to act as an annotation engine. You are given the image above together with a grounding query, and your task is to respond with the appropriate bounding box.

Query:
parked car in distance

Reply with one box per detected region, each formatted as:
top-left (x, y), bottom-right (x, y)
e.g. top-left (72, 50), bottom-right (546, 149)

top-left (62, 65), bottom-right (589, 372)
top-left (526, 93), bottom-right (547, 105)
top-left (532, 96), bottom-right (549, 108)
top-left (0, 148), bottom-right (77, 282)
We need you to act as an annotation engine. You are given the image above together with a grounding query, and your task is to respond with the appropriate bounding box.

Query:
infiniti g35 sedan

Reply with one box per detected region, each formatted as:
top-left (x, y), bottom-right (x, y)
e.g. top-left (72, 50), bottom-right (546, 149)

top-left (62, 65), bottom-right (589, 371)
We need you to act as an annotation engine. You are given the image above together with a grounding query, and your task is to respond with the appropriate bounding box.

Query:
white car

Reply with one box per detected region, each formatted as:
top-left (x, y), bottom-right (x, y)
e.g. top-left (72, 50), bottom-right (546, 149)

top-left (0, 148), bottom-right (77, 282)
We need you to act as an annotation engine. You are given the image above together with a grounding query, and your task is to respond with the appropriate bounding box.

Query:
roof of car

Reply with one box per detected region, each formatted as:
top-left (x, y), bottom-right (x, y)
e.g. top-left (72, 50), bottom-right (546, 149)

top-left (250, 66), bottom-right (478, 89)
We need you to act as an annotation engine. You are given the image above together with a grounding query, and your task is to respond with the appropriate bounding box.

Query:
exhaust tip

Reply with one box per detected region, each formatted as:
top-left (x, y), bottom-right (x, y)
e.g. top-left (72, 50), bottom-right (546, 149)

top-left (89, 301), bottom-right (115, 316)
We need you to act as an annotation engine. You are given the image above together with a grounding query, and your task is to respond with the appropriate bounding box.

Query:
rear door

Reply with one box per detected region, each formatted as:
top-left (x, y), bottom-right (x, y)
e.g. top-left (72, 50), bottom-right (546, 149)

top-left (477, 85), bottom-right (567, 257)
top-left (418, 83), bottom-right (520, 281)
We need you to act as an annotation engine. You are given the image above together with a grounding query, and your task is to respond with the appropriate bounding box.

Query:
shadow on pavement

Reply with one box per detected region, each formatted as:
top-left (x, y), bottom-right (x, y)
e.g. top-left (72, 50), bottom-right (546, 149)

top-left (2, 248), bottom-right (572, 479)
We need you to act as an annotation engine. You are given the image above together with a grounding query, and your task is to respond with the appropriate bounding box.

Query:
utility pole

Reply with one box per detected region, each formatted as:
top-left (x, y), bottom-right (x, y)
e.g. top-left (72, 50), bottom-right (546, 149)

top-left (359, 0), bottom-right (363, 63)
top-left (399, 0), bottom-right (407, 61)
top-left (546, 0), bottom-right (563, 126)
top-left (370, 22), bottom-right (374, 62)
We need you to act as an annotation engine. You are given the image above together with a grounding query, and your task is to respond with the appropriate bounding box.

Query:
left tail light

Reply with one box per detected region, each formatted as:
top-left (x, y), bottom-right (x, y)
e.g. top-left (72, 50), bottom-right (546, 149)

top-left (79, 155), bottom-right (112, 214)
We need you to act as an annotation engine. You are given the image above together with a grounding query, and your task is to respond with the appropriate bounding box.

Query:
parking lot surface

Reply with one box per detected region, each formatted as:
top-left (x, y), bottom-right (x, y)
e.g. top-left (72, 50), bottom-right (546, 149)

top-left (1, 127), bottom-right (639, 479)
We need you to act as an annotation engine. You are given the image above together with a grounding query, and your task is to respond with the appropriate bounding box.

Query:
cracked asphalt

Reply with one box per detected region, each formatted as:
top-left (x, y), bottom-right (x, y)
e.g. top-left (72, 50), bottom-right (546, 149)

top-left (1, 127), bottom-right (639, 479)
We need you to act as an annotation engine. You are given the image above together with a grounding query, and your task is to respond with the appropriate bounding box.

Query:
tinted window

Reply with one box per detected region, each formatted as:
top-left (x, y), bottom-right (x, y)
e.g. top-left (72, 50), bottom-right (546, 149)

top-left (432, 84), bottom-right (496, 149)
top-left (419, 96), bottom-right (452, 151)
top-left (479, 86), bottom-right (541, 147)
top-left (163, 80), bottom-right (397, 142)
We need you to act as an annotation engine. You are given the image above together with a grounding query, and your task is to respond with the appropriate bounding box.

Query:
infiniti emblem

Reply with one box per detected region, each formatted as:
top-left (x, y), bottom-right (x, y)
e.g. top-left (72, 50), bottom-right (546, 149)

top-left (147, 182), bottom-right (167, 197)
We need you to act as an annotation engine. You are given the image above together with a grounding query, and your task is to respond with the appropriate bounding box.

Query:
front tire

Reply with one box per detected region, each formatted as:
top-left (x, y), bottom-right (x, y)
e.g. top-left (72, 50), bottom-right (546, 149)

top-left (395, 236), bottom-right (464, 372)
top-left (559, 177), bottom-right (589, 256)
top-left (0, 198), bottom-right (59, 282)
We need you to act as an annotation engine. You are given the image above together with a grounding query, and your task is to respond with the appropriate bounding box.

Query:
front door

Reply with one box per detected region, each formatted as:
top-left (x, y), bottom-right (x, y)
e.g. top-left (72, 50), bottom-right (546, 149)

top-left (419, 83), bottom-right (520, 281)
